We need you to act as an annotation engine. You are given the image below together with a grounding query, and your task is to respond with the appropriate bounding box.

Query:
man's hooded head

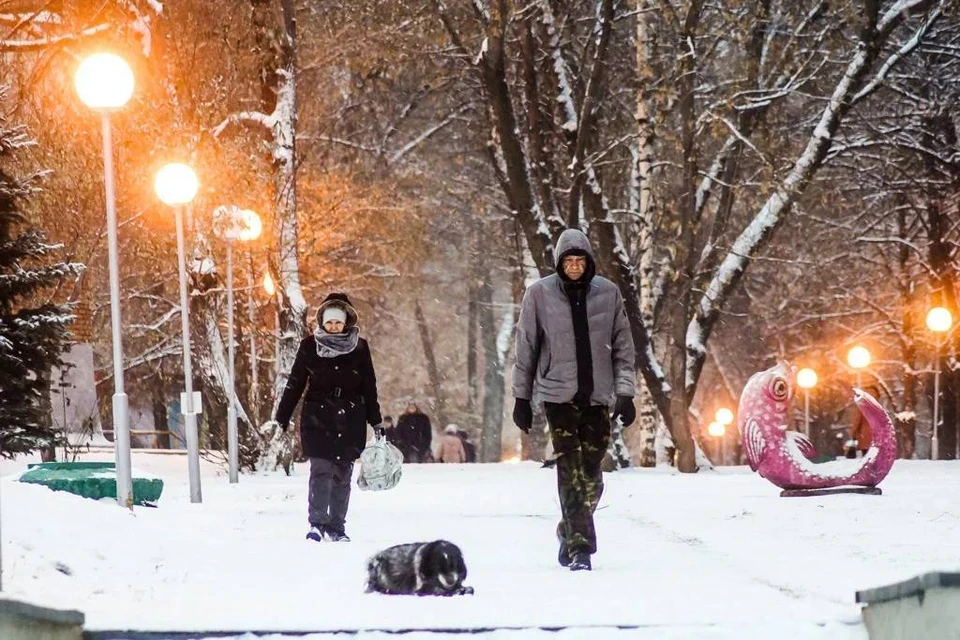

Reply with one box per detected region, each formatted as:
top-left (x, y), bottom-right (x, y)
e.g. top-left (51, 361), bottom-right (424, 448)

top-left (555, 229), bottom-right (596, 285)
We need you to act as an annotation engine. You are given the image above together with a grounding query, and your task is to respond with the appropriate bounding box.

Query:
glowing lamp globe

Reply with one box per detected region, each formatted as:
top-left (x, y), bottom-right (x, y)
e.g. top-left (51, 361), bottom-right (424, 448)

top-left (707, 422), bottom-right (725, 437)
top-left (238, 209), bottom-right (262, 242)
top-left (155, 163), bottom-right (199, 206)
top-left (75, 53), bottom-right (134, 110)
top-left (926, 307), bottom-right (953, 334)
top-left (715, 408), bottom-right (734, 426)
top-left (796, 368), bottom-right (818, 390)
top-left (847, 346), bottom-right (871, 370)
top-left (263, 272), bottom-right (276, 296)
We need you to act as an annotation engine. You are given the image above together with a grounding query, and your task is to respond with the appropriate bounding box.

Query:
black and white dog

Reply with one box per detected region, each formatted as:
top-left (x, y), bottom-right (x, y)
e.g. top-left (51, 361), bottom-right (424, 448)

top-left (365, 540), bottom-right (474, 596)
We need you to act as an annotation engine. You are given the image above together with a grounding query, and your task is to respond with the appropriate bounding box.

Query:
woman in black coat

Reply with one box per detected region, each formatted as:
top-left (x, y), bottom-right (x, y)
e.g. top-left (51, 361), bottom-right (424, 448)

top-left (275, 293), bottom-right (381, 542)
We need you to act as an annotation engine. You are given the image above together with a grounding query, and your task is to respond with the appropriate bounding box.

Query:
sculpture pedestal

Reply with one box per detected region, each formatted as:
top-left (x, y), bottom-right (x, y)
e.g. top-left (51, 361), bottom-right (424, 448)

top-left (780, 486), bottom-right (882, 498)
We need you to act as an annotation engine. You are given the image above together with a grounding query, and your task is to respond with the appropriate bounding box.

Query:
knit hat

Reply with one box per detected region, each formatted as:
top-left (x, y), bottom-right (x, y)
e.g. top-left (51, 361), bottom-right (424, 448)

top-left (315, 292), bottom-right (358, 328)
top-left (321, 306), bottom-right (347, 325)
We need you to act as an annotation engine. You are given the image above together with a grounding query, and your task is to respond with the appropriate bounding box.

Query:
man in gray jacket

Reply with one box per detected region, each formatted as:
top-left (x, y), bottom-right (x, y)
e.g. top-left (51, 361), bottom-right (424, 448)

top-left (512, 229), bottom-right (636, 571)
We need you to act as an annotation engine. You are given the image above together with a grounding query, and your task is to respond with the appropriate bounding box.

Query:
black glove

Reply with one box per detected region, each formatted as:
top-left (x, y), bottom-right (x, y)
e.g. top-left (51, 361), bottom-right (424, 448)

top-left (612, 395), bottom-right (636, 427)
top-left (513, 398), bottom-right (533, 434)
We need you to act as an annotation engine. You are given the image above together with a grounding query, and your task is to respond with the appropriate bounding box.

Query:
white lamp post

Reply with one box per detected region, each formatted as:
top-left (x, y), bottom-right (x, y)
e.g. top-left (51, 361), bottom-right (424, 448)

top-left (926, 306), bottom-right (953, 460)
top-left (75, 53), bottom-right (135, 509)
top-left (213, 207), bottom-right (262, 483)
top-left (796, 368), bottom-right (818, 438)
top-left (847, 345), bottom-right (871, 390)
top-left (155, 162), bottom-right (202, 502)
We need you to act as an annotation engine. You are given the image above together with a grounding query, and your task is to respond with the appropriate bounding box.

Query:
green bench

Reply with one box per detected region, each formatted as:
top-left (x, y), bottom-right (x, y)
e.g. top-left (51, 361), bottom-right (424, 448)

top-left (18, 462), bottom-right (163, 506)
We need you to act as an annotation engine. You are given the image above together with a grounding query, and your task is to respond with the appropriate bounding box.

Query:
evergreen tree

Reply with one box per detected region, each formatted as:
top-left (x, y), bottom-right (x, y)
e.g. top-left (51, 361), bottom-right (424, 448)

top-left (0, 119), bottom-right (83, 457)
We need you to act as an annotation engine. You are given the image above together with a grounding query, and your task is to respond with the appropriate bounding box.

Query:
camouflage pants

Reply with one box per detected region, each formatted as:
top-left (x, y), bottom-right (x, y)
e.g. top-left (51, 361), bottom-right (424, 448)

top-left (545, 402), bottom-right (610, 556)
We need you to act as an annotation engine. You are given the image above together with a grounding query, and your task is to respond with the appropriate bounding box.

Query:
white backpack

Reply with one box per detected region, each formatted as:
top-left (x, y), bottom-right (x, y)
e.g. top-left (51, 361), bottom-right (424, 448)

top-left (357, 432), bottom-right (403, 491)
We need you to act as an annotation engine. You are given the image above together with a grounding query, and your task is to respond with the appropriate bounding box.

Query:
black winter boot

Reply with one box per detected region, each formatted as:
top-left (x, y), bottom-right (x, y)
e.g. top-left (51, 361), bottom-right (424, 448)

top-left (557, 524), bottom-right (571, 567)
top-left (569, 552), bottom-right (591, 571)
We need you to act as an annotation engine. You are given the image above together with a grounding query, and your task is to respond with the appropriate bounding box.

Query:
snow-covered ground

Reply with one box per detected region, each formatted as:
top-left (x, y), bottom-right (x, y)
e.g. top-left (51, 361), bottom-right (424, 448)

top-left (2, 451), bottom-right (959, 639)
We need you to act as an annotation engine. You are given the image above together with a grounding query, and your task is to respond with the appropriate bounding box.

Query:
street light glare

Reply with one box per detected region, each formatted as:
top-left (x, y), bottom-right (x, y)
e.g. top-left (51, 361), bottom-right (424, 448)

top-left (238, 209), bottom-right (263, 242)
top-left (847, 345), bottom-right (871, 370)
top-left (155, 163), bottom-right (199, 206)
top-left (715, 407), bottom-right (734, 425)
top-left (75, 53), bottom-right (134, 110)
top-left (263, 272), bottom-right (276, 296)
top-left (707, 421), bottom-right (725, 437)
top-left (926, 306), bottom-right (953, 334)
top-left (796, 367), bottom-right (818, 389)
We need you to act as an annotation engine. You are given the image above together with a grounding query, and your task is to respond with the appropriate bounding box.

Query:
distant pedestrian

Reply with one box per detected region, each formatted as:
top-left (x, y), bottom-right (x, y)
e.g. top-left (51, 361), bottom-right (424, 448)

top-left (381, 415), bottom-right (400, 446)
top-left (275, 293), bottom-right (382, 543)
top-left (512, 229), bottom-right (636, 572)
top-left (851, 386), bottom-right (880, 456)
top-left (396, 402), bottom-right (433, 463)
top-left (457, 429), bottom-right (477, 463)
top-left (437, 424), bottom-right (467, 463)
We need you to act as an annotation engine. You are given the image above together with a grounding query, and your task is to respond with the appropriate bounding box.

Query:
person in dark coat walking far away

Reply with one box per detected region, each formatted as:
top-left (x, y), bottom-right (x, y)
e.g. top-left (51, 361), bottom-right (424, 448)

top-left (275, 293), bottom-right (382, 542)
top-left (512, 229), bottom-right (637, 572)
top-left (395, 402), bottom-right (433, 463)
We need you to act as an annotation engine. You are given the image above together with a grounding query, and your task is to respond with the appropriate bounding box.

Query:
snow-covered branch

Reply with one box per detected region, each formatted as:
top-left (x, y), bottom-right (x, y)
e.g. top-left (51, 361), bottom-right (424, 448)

top-left (0, 23), bottom-right (111, 51)
top-left (212, 111), bottom-right (275, 138)
top-left (852, 5), bottom-right (943, 105)
top-left (388, 103), bottom-right (472, 165)
top-left (684, 0), bottom-right (947, 394)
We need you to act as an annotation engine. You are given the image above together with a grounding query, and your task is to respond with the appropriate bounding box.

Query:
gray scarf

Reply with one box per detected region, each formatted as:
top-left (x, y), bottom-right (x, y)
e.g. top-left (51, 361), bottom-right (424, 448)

top-left (313, 325), bottom-right (360, 358)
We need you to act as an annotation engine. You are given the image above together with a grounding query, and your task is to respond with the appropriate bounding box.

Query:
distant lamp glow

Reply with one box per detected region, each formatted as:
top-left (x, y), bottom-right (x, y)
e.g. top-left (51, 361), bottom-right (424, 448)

top-left (846, 345), bottom-right (871, 370)
top-left (707, 421), bottom-right (725, 437)
top-left (796, 368), bottom-right (818, 390)
top-left (926, 306), bottom-right (953, 334)
top-left (238, 209), bottom-right (262, 242)
top-left (75, 53), bottom-right (134, 110)
top-left (927, 306), bottom-right (953, 461)
top-left (715, 408), bottom-right (734, 426)
top-left (263, 272), bottom-right (276, 296)
top-left (154, 163), bottom-right (199, 206)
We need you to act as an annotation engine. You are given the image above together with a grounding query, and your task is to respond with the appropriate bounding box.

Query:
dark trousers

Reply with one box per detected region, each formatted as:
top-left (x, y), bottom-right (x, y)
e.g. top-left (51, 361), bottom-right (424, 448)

top-left (544, 402), bottom-right (610, 556)
top-left (308, 457), bottom-right (353, 534)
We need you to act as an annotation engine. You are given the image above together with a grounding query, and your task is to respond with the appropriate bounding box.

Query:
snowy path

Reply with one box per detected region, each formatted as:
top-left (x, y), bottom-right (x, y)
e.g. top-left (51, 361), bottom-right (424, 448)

top-left (3, 453), bottom-right (960, 639)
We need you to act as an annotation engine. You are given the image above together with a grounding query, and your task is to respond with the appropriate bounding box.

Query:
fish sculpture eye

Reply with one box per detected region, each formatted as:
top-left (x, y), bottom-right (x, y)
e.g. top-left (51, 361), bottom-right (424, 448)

top-left (769, 377), bottom-right (789, 400)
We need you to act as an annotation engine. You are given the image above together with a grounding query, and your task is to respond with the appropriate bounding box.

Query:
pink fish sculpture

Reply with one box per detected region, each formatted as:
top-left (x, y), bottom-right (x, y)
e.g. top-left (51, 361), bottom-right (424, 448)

top-left (737, 363), bottom-right (896, 490)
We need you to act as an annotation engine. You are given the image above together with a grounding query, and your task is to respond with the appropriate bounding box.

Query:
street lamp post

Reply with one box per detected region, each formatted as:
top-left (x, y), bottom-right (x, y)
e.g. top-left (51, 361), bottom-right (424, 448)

top-left (214, 207), bottom-right (262, 483)
top-left (707, 419), bottom-right (727, 465)
top-left (714, 408), bottom-right (734, 465)
top-left (926, 306), bottom-right (953, 460)
top-left (75, 53), bottom-right (135, 509)
top-left (796, 368), bottom-right (818, 438)
top-left (847, 345), bottom-right (871, 390)
top-left (155, 163), bottom-right (201, 502)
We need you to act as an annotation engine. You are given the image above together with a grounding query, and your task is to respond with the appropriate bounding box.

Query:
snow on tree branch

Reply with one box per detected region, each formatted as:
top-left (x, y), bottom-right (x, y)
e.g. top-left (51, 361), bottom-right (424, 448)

top-left (684, 0), bottom-right (948, 393)
top-left (0, 23), bottom-right (111, 51)
top-left (213, 111), bottom-right (276, 139)
top-left (852, 5), bottom-right (944, 105)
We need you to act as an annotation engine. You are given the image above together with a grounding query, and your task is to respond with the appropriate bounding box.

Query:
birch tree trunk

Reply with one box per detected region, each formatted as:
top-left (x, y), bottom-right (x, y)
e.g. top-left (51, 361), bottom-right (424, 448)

top-left (478, 263), bottom-right (505, 462)
top-left (631, 0), bottom-right (659, 467)
top-left (270, 0), bottom-right (307, 415)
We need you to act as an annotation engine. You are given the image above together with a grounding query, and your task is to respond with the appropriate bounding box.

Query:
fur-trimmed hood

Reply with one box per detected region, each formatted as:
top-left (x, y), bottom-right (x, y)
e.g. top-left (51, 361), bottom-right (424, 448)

top-left (316, 292), bottom-right (358, 328)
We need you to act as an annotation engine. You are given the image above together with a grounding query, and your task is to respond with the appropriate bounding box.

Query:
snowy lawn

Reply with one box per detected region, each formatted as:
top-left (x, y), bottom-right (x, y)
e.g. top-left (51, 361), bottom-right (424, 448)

top-left (2, 452), bottom-right (959, 639)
